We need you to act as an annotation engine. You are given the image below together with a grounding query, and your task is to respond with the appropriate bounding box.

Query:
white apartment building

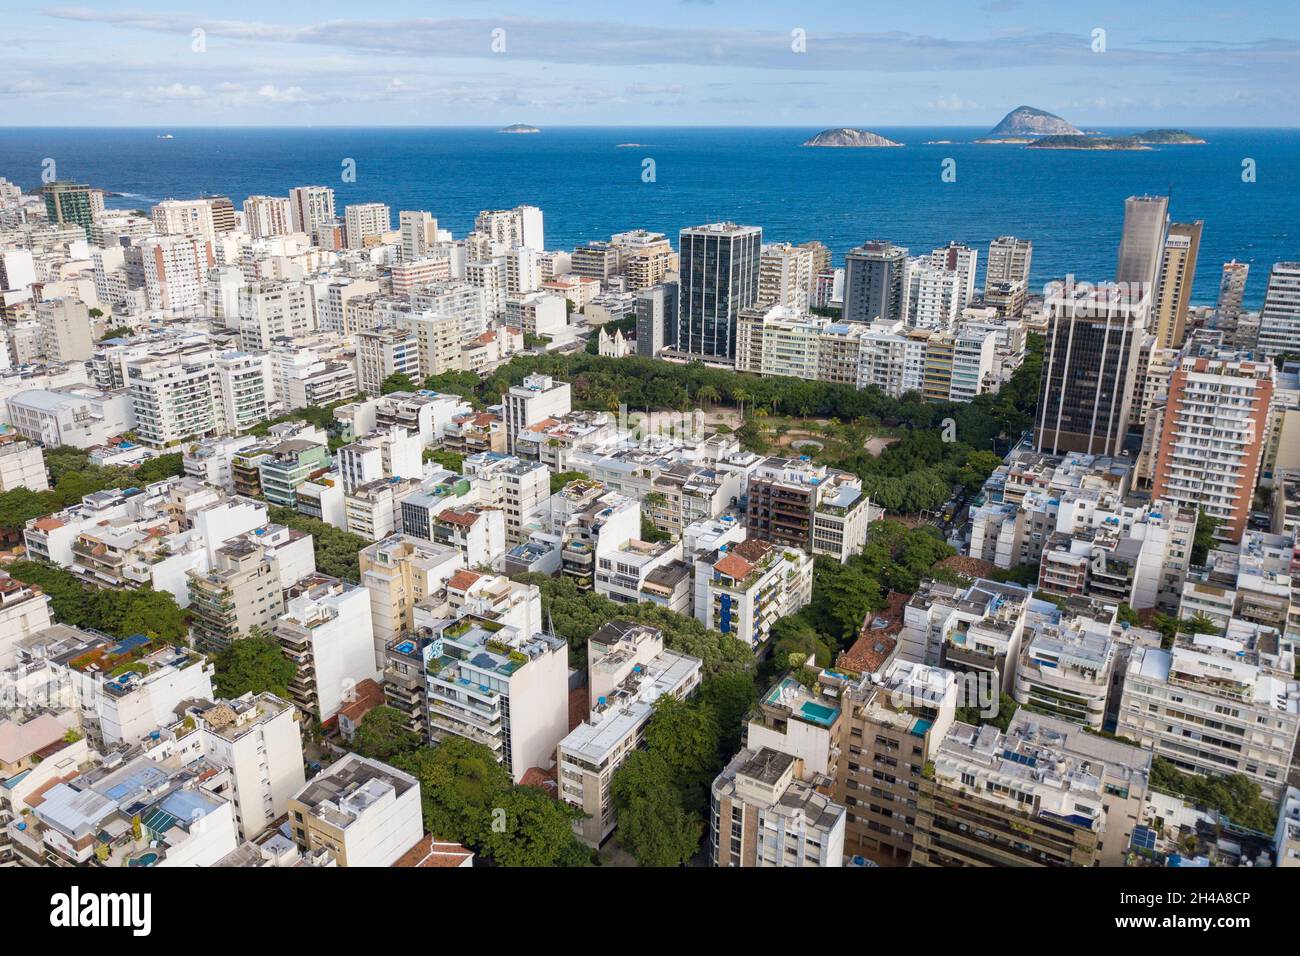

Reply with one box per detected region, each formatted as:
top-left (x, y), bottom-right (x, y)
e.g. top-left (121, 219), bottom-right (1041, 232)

top-left (289, 185), bottom-right (336, 241)
top-left (274, 577), bottom-right (380, 723)
top-left (505, 291), bottom-right (567, 337)
top-left (474, 205), bottom-right (544, 251)
top-left (695, 537), bottom-right (814, 648)
top-left (710, 747), bottom-right (846, 868)
top-left (1118, 623), bottom-right (1300, 799)
top-left (287, 753), bottom-right (422, 867)
top-left (1258, 261), bottom-right (1300, 358)
top-left (213, 350), bottom-right (274, 434)
top-left (758, 242), bottom-right (815, 310)
top-left (396, 310), bottom-right (461, 378)
top-left (1151, 353), bottom-right (1274, 543)
top-left (465, 257), bottom-right (508, 318)
top-left (239, 281), bottom-right (316, 350)
top-left (1013, 610), bottom-right (1118, 730)
top-left (502, 373), bottom-right (572, 454)
top-left (424, 613), bottom-right (568, 782)
top-left (344, 202), bottom-right (392, 249)
top-left (242, 195), bottom-right (293, 239)
top-left (183, 434), bottom-right (260, 490)
top-left (140, 234), bottom-right (215, 315)
top-left (0, 432), bottom-right (48, 492)
top-left (344, 477), bottom-right (423, 542)
top-left (356, 327), bottom-right (420, 396)
top-left (36, 298), bottom-right (94, 363)
top-left (398, 210), bottom-right (438, 262)
top-left (151, 198), bottom-right (216, 242)
top-left (0, 574), bottom-right (54, 667)
top-left (335, 428), bottom-right (422, 492)
top-left (30, 629), bottom-right (216, 749)
top-left (359, 535), bottom-right (465, 667)
top-left (145, 692), bottom-right (306, 840)
top-left (461, 451), bottom-right (552, 545)
top-left (126, 349), bottom-right (220, 446)
top-left (409, 282), bottom-right (488, 340)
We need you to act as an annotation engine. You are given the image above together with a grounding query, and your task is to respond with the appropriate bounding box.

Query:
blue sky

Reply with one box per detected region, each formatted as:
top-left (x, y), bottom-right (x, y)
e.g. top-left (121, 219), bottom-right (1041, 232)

top-left (4, 1), bottom-right (1299, 126)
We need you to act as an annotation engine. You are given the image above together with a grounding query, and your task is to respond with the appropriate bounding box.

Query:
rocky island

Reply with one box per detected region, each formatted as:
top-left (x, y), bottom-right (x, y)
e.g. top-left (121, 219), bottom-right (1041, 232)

top-left (498, 124), bottom-right (540, 134)
top-left (802, 128), bottom-right (903, 148)
top-left (982, 105), bottom-right (1083, 141)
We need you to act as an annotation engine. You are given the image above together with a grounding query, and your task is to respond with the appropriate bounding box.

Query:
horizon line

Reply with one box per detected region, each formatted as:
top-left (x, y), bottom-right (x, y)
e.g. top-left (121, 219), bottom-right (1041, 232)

top-left (3, 123), bottom-right (1299, 131)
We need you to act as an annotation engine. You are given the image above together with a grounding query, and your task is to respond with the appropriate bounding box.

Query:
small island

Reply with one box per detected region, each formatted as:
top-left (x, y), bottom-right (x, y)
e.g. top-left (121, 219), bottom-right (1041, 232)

top-left (498, 124), bottom-right (540, 134)
top-left (987, 105), bottom-right (1083, 139)
top-left (1027, 135), bottom-right (1151, 150)
top-left (802, 128), bottom-right (903, 148)
top-left (1025, 129), bottom-right (1204, 150)
top-left (1133, 128), bottom-right (1206, 144)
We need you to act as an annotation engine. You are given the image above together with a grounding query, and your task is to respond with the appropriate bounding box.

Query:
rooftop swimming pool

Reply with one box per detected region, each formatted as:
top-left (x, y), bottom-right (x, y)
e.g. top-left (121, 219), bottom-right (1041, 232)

top-left (799, 701), bottom-right (838, 727)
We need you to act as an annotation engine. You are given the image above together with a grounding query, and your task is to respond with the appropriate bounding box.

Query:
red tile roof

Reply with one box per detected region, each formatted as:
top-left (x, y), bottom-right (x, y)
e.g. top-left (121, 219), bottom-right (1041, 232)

top-left (392, 834), bottom-right (474, 868)
top-left (713, 553), bottom-right (754, 581)
top-left (437, 508), bottom-right (480, 528)
top-left (337, 678), bottom-right (385, 726)
top-left (447, 569), bottom-right (483, 592)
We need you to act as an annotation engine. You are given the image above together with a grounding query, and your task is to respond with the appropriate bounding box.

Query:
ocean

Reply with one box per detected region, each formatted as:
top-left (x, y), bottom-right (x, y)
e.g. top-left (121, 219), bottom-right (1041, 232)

top-left (2, 125), bottom-right (1296, 308)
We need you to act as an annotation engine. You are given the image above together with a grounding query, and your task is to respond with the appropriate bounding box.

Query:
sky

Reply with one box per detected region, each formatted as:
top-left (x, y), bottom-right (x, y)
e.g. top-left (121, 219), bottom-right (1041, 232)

top-left (3, 1), bottom-right (1299, 127)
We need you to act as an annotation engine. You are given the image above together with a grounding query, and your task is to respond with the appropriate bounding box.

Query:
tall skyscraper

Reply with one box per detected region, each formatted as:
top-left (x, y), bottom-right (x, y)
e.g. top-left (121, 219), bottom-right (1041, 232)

top-left (289, 185), bottom-right (336, 241)
top-left (985, 236), bottom-right (1033, 290)
top-left (344, 203), bottom-right (392, 249)
top-left (843, 241), bottom-right (909, 324)
top-left (1151, 220), bottom-right (1203, 348)
top-left (1150, 354), bottom-right (1274, 542)
top-left (1035, 281), bottom-right (1149, 456)
top-left (242, 195), bottom-right (293, 239)
top-left (475, 205), bottom-right (544, 252)
top-left (152, 198), bottom-right (216, 243)
top-left (1215, 260), bottom-right (1251, 348)
top-left (399, 211), bottom-right (438, 262)
top-left (1216, 260), bottom-right (1249, 322)
top-left (202, 195), bottom-right (237, 233)
top-left (1115, 195), bottom-right (1169, 296)
top-left (676, 222), bottom-right (761, 361)
top-left (1257, 261), bottom-right (1300, 358)
top-left (41, 181), bottom-right (103, 240)
top-left (636, 281), bottom-right (679, 358)
top-left (758, 242), bottom-right (815, 310)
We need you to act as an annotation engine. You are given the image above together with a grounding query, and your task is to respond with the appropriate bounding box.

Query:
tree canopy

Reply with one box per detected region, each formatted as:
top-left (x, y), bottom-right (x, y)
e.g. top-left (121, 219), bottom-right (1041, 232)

top-left (212, 634), bottom-right (297, 699)
top-left (7, 560), bottom-right (188, 644)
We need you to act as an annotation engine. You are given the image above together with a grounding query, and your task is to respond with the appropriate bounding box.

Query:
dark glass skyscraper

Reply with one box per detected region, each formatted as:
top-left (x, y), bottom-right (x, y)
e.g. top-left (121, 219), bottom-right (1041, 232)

top-left (1035, 281), bottom-right (1149, 456)
top-left (676, 222), bottom-right (761, 361)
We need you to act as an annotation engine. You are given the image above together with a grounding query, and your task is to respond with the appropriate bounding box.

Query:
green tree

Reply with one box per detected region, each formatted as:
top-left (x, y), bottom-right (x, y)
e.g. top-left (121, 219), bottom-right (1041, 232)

top-left (609, 750), bottom-right (703, 867)
top-left (697, 672), bottom-right (759, 757)
top-left (267, 506), bottom-right (367, 581)
top-left (1191, 509), bottom-right (1222, 565)
top-left (479, 785), bottom-right (592, 867)
top-left (213, 635), bottom-right (297, 699)
top-left (642, 694), bottom-right (721, 813)
top-left (381, 372), bottom-right (418, 395)
top-left (352, 705), bottom-right (421, 762)
top-left (391, 738), bottom-right (511, 846)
